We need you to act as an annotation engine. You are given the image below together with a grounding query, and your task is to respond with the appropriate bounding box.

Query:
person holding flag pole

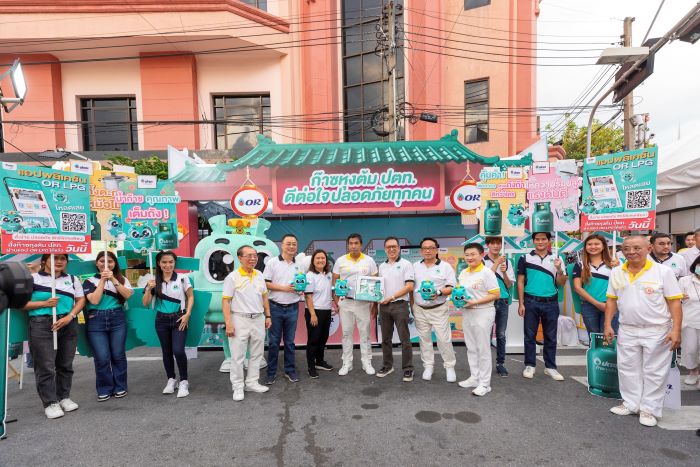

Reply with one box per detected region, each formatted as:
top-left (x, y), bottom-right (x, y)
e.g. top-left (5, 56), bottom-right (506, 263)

top-left (22, 254), bottom-right (85, 419)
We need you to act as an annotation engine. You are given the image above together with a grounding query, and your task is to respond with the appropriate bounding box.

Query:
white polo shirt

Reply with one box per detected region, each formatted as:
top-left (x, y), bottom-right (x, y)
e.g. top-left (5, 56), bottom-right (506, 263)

top-left (680, 246), bottom-right (700, 270)
top-left (378, 257), bottom-right (415, 301)
top-left (412, 259), bottom-right (457, 307)
top-left (30, 271), bottom-right (84, 317)
top-left (483, 255), bottom-right (515, 299)
top-left (223, 267), bottom-right (268, 315)
top-left (458, 263), bottom-right (500, 310)
top-left (649, 252), bottom-right (688, 278)
top-left (679, 275), bottom-right (700, 329)
top-left (332, 253), bottom-right (378, 299)
top-left (305, 271), bottom-right (333, 310)
top-left (606, 260), bottom-right (683, 326)
top-left (263, 255), bottom-right (305, 305)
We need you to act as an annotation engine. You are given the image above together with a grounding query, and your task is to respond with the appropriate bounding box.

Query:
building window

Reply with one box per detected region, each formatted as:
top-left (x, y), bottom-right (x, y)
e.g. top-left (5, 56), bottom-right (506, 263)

top-left (342, 0), bottom-right (405, 142)
top-left (464, 79), bottom-right (489, 144)
top-left (465, 0), bottom-right (490, 10)
top-left (81, 97), bottom-right (138, 151)
top-left (213, 94), bottom-right (270, 155)
top-left (240, 0), bottom-right (267, 11)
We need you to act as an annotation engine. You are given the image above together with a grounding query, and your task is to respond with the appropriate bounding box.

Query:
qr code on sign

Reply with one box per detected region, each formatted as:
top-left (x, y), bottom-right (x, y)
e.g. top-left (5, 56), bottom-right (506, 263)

top-left (60, 212), bottom-right (87, 233)
top-left (626, 189), bottom-right (652, 210)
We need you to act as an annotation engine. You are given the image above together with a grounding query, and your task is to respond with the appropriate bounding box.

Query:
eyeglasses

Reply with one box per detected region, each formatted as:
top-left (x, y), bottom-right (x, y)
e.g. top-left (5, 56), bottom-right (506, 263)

top-left (241, 254), bottom-right (258, 259)
top-left (385, 245), bottom-right (399, 250)
top-left (421, 247), bottom-right (437, 251)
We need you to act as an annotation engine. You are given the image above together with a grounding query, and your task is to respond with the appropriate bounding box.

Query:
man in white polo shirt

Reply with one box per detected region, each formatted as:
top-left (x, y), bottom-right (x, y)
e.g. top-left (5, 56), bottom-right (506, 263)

top-left (412, 237), bottom-right (457, 383)
top-left (679, 228), bottom-right (700, 271)
top-left (263, 234), bottom-right (304, 384)
top-left (332, 233), bottom-right (378, 376)
top-left (222, 245), bottom-right (272, 402)
top-left (373, 236), bottom-right (415, 382)
top-left (605, 235), bottom-right (683, 427)
top-left (649, 232), bottom-right (688, 278)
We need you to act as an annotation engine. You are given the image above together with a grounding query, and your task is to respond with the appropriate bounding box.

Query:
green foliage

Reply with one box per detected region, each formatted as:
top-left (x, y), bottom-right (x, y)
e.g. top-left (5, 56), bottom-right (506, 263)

top-left (546, 118), bottom-right (624, 160)
top-left (104, 156), bottom-right (169, 179)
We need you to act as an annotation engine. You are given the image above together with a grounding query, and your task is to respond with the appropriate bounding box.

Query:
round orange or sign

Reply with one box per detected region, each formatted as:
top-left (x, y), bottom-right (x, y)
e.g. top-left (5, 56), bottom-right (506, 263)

top-left (450, 181), bottom-right (480, 212)
top-left (230, 185), bottom-right (269, 217)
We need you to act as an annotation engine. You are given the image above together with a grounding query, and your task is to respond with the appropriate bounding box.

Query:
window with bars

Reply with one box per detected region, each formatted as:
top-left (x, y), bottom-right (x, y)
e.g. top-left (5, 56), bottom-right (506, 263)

top-left (213, 94), bottom-right (271, 155)
top-left (81, 97), bottom-right (138, 151)
top-left (342, 0), bottom-right (405, 142)
top-left (464, 79), bottom-right (489, 144)
top-left (240, 0), bottom-right (267, 11)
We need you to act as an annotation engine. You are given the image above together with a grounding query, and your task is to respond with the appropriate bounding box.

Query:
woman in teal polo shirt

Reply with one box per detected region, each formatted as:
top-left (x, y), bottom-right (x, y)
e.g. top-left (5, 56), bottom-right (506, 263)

top-left (22, 254), bottom-right (86, 419)
top-left (83, 251), bottom-right (133, 401)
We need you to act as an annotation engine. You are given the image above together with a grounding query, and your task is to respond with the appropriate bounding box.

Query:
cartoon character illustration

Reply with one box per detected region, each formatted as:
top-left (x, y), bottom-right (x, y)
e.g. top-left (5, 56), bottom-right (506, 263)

top-left (126, 222), bottom-right (154, 254)
top-left (189, 214), bottom-right (279, 372)
top-left (334, 279), bottom-right (349, 297)
top-left (52, 192), bottom-right (69, 204)
top-left (107, 213), bottom-right (126, 240)
top-left (292, 272), bottom-right (308, 292)
top-left (0, 210), bottom-right (24, 233)
top-left (450, 285), bottom-right (470, 309)
top-left (372, 281), bottom-right (383, 300)
top-left (561, 208), bottom-right (577, 224)
top-left (622, 172), bottom-right (635, 183)
top-left (507, 203), bottom-right (527, 227)
top-left (419, 280), bottom-right (437, 301)
top-left (580, 196), bottom-right (597, 215)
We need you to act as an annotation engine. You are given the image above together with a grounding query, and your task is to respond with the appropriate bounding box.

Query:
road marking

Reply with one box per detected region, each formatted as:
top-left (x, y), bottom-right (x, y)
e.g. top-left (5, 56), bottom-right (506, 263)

top-left (537, 355), bottom-right (587, 366)
top-left (657, 406), bottom-right (700, 430)
top-left (126, 357), bottom-right (162, 361)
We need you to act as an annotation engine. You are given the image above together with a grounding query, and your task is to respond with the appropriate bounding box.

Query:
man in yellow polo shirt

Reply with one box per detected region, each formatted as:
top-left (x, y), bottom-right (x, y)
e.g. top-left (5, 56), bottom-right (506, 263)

top-left (605, 235), bottom-right (683, 427)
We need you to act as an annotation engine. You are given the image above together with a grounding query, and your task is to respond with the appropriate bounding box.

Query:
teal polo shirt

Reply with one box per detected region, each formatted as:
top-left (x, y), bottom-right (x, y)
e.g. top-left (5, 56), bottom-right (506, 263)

top-left (517, 251), bottom-right (558, 298)
top-left (145, 272), bottom-right (192, 314)
top-left (83, 274), bottom-right (134, 310)
top-left (572, 262), bottom-right (611, 303)
top-left (29, 271), bottom-right (84, 317)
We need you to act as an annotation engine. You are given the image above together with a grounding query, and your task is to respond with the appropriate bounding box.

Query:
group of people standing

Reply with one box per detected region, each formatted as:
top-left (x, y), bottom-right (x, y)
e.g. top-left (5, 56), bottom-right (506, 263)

top-left (21, 227), bottom-right (700, 429)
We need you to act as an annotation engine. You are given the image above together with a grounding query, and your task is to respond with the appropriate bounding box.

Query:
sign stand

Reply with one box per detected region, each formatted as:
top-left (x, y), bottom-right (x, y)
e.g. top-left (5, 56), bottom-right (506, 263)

top-left (51, 254), bottom-right (57, 350)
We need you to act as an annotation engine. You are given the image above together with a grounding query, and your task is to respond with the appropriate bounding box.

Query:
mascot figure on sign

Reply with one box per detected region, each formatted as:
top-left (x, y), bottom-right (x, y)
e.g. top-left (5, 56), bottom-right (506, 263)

top-left (190, 214), bottom-right (280, 372)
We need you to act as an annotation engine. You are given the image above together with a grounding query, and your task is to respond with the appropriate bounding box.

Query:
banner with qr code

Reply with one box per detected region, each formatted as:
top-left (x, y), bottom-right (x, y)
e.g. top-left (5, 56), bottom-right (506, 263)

top-left (0, 162), bottom-right (91, 254)
top-left (581, 147), bottom-right (658, 232)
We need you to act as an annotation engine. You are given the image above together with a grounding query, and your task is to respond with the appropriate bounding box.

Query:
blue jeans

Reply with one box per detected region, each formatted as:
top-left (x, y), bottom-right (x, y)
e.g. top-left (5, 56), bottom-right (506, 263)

top-left (523, 295), bottom-right (559, 369)
top-left (494, 299), bottom-right (509, 365)
top-left (580, 301), bottom-right (619, 340)
top-left (155, 311), bottom-right (188, 380)
top-left (267, 302), bottom-right (299, 376)
top-left (87, 307), bottom-right (128, 396)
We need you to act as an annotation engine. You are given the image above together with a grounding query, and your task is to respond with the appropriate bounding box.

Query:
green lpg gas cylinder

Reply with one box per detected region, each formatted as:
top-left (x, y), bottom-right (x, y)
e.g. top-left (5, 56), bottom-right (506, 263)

top-left (484, 200), bottom-right (502, 236)
top-left (155, 223), bottom-right (177, 250)
top-left (586, 333), bottom-right (621, 399)
top-left (532, 202), bottom-right (554, 233)
top-left (90, 211), bottom-right (101, 241)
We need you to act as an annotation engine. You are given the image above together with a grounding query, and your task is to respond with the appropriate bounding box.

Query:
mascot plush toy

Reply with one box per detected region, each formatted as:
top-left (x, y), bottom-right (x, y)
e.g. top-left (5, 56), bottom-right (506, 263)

top-left (334, 279), bottom-right (349, 298)
top-left (419, 280), bottom-right (437, 301)
top-left (292, 272), bottom-right (308, 292)
top-left (450, 285), bottom-right (471, 309)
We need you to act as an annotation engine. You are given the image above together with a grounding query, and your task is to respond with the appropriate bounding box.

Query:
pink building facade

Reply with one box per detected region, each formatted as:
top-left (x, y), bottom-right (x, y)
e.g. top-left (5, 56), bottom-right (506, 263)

top-left (0, 0), bottom-right (539, 157)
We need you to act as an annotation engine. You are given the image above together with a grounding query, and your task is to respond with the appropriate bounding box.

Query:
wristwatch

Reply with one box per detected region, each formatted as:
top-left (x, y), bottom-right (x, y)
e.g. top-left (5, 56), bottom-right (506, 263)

top-left (436, 290), bottom-right (442, 296)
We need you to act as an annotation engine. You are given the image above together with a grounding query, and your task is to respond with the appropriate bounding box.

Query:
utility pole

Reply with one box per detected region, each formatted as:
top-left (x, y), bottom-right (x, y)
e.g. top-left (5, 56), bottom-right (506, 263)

top-left (622, 17), bottom-right (635, 151)
top-left (384, 1), bottom-right (399, 141)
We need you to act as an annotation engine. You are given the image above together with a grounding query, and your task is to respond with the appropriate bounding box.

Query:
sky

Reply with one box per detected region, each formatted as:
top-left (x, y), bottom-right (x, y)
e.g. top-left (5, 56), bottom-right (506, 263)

top-left (537, 0), bottom-right (700, 149)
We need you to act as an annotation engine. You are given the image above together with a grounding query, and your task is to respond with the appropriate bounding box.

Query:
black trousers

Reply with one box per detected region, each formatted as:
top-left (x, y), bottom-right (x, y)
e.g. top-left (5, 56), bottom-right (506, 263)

top-left (380, 301), bottom-right (413, 371)
top-left (305, 308), bottom-right (332, 368)
top-left (29, 316), bottom-right (78, 407)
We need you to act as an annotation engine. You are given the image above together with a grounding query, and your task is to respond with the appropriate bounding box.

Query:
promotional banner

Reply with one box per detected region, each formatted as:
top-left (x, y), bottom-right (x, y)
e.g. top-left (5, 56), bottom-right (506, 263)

top-left (90, 168), bottom-right (137, 244)
top-left (477, 166), bottom-right (527, 237)
top-left (0, 162), bottom-right (91, 254)
top-left (119, 177), bottom-right (180, 254)
top-left (272, 164), bottom-right (444, 214)
top-left (581, 147), bottom-right (658, 231)
top-left (527, 161), bottom-right (582, 232)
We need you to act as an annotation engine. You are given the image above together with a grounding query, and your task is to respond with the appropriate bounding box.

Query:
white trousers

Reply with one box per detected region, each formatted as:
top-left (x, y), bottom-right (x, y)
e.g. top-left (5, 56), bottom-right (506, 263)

top-left (681, 326), bottom-right (700, 370)
top-left (462, 307), bottom-right (496, 387)
top-left (617, 324), bottom-right (672, 417)
top-left (228, 313), bottom-right (265, 390)
top-left (413, 303), bottom-right (456, 369)
top-left (339, 298), bottom-right (373, 366)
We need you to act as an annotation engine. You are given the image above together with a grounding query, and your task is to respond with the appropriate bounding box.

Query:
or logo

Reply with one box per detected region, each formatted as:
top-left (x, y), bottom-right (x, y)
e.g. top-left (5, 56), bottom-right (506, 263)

top-left (231, 186), bottom-right (269, 218)
top-left (450, 182), bottom-right (480, 213)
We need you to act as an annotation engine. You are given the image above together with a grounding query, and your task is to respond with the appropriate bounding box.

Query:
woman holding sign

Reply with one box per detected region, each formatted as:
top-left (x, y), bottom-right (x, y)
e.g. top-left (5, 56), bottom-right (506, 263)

top-left (142, 251), bottom-right (194, 398)
top-left (22, 254), bottom-right (86, 419)
top-left (83, 251), bottom-right (133, 401)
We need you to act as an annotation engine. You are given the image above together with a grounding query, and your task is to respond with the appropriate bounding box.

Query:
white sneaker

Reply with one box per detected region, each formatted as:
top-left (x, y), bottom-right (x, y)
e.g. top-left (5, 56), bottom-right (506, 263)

top-left (458, 377), bottom-right (478, 388)
top-left (422, 366), bottom-right (434, 381)
top-left (544, 368), bottom-right (565, 381)
top-left (245, 382), bottom-right (270, 393)
top-left (176, 380), bottom-right (190, 398)
top-left (219, 359), bottom-right (231, 373)
top-left (232, 388), bottom-right (244, 402)
top-left (522, 366), bottom-right (535, 379)
top-left (45, 403), bottom-right (64, 419)
top-left (446, 368), bottom-right (457, 383)
top-left (363, 363), bottom-right (376, 376)
top-left (684, 374), bottom-right (698, 385)
top-left (610, 404), bottom-right (636, 416)
top-left (639, 411), bottom-right (657, 427)
top-left (163, 378), bottom-right (178, 394)
top-left (338, 363), bottom-right (352, 376)
top-left (472, 385), bottom-right (492, 397)
top-left (59, 398), bottom-right (79, 412)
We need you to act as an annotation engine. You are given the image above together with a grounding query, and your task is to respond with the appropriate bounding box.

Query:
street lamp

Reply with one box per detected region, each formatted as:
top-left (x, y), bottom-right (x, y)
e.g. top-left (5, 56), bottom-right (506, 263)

top-left (0, 59), bottom-right (28, 113)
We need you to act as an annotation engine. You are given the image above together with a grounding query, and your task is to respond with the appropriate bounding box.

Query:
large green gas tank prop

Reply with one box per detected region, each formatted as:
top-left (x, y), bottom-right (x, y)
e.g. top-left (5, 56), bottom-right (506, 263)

top-left (586, 333), bottom-right (621, 399)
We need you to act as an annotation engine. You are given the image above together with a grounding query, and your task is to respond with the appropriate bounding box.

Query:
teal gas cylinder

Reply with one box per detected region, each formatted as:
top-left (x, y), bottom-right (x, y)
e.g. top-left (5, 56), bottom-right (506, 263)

top-left (532, 202), bottom-right (554, 233)
top-left (90, 211), bottom-right (101, 241)
top-left (586, 333), bottom-right (621, 399)
top-left (484, 200), bottom-right (502, 235)
top-left (155, 223), bottom-right (177, 250)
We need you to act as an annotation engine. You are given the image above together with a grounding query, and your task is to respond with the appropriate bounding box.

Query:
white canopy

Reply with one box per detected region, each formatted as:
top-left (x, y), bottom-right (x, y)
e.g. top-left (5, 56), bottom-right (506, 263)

top-left (656, 129), bottom-right (700, 198)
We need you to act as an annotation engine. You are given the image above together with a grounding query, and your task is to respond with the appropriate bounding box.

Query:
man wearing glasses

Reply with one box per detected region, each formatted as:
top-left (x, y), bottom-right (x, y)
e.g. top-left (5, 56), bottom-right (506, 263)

top-left (373, 237), bottom-right (416, 382)
top-left (263, 234), bottom-right (304, 384)
top-left (412, 237), bottom-right (457, 383)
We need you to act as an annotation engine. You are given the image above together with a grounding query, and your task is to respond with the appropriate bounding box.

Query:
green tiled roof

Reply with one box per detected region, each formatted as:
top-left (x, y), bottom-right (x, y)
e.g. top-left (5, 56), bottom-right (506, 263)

top-left (170, 160), bottom-right (227, 183)
top-left (222, 130), bottom-right (531, 170)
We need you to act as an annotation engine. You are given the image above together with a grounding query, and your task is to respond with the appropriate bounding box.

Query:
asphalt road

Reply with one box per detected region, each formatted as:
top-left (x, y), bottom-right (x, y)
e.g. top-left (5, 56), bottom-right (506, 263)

top-left (2, 346), bottom-right (699, 467)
